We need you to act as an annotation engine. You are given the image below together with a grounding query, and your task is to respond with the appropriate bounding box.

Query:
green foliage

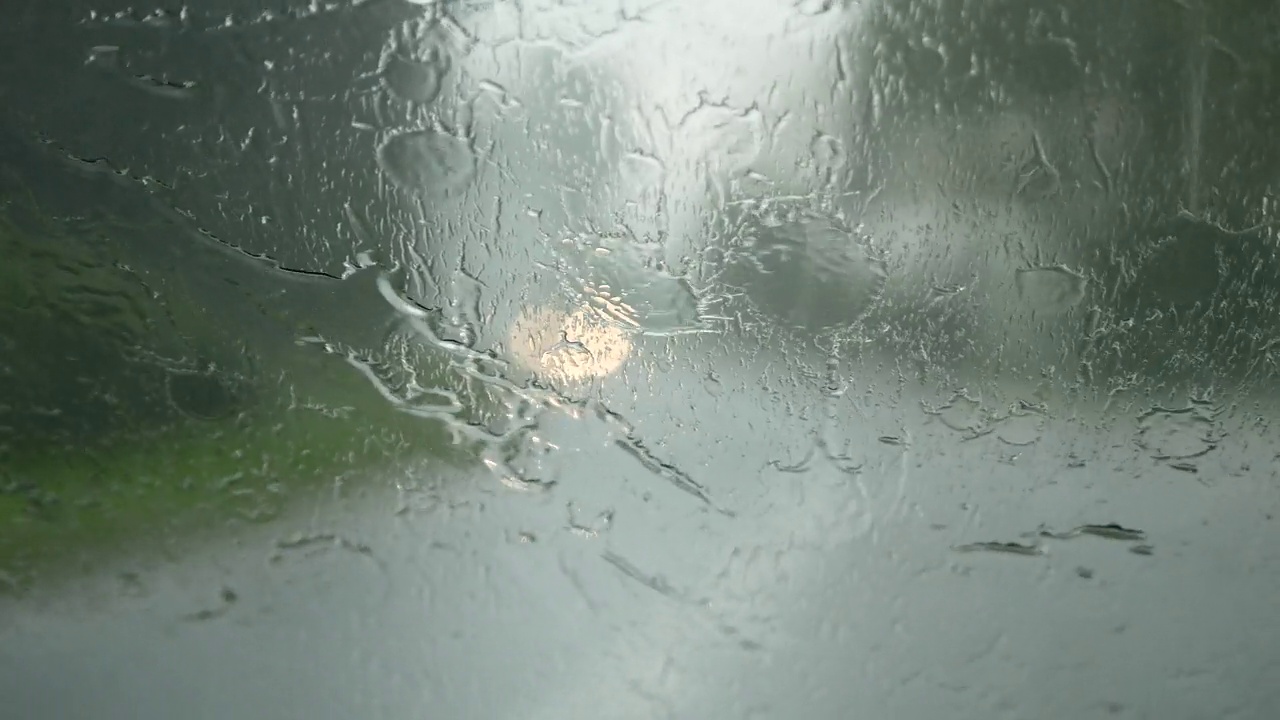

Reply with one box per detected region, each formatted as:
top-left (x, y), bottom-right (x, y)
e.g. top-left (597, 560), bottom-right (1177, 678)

top-left (0, 187), bottom-right (474, 591)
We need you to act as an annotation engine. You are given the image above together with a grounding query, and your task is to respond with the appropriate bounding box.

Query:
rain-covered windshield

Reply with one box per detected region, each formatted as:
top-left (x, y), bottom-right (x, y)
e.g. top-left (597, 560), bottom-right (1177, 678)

top-left (3, 1), bottom-right (1280, 718)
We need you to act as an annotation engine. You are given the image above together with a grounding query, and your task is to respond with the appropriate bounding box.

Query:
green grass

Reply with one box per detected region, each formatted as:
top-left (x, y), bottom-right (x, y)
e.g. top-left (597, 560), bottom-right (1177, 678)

top-left (0, 388), bottom-right (446, 585)
top-left (0, 191), bottom-right (478, 591)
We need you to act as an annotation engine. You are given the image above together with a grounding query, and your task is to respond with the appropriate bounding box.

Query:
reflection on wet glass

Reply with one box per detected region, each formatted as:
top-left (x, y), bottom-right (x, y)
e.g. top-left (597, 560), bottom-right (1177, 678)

top-left (3, 0), bottom-right (1280, 718)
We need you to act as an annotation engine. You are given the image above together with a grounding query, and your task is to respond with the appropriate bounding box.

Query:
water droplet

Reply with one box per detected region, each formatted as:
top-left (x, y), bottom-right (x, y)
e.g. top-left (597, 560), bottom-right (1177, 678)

top-left (567, 504), bottom-right (614, 538)
top-left (809, 133), bottom-right (845, 171)
top-left (1136, 405), bottom-right (1220, 461)
top-left (127, 74), bottom-right (198, 100)
top-left (381, 49), bottom-right (448, 104)
top-left (1014, 132), bottom-right (1061, 200)
top-left (619, 151), bottom-right (665, 198)
top-left (953, 541), bottom-right (1045, 556)
top-left (1015, 157), bottom-right (1060, 199)
top-left (553, 231), bottom-right (706, 336)
top-left (271, 532), bottom-right (376, 562)
top-left (794, 0), bottom-right (837, 16)
top-left (507, 306), bottom-right (633, 387)
top-left (85, 45), bottom-right (120, 66)
top-left (929, 393), bottom-right (987, 436)
top-left (679, 102), bottom-right (765, 175)
top-left (377, 129), bottom-right (475, 194)
top-left (1088, 93), bottom-right (1141, 176)
top-left (1015, 265), bottom-right (1088, 312)
top-left (266, 531), bottom-right (388, 600)
top-left (165, 367), bottom-right (242, 420)
top-left (725, 207), bottom-right (886, 330)
top-left (995, 407), bottom-right (1045, 446)
top-left (927, 283), bottom-right (968, 304)
top-left (1130, 218), bottom-right (1223, 310)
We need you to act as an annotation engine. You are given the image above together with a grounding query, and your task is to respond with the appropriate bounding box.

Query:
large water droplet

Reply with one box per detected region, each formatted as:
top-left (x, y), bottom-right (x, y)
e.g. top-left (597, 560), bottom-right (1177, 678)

top-left (1132, 218), bottom-right (1223, 310)
top-left (1015, 151), bottom-right (1061, 200)
top-left (618, 152), bottom-right (665, 199)
top-left (166, 367), bottom-right (242, 420)
top-left (1015, 265), bottom-right (1088, 312)
top-left (1136, 405), bottom-right (1220, 461)
top-left (377, 129), bottom-right (476, 194)
top-left (381, 49), bottom-right (448, 104)
top-left (995, 402), bottom-right (1047, 446)
top-left (794, 0), bottom-right (838, 16)
top-left (553, 231), bottom-right (706, 336)
top-left (725, 207), bottom-right (886, 330)
top-left (680, 103), bottom-right (765, 175)
top-left (928, 393), bottom-right (987, 436)
top-left (507, 306), bottom-right (634, 388)
top-left (809, 133), bottom-right (845, 174)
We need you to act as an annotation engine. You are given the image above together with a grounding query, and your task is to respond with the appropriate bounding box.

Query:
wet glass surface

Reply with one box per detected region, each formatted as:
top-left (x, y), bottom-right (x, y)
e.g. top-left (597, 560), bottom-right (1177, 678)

top-left (3, 0), bottom-right (1280, 717)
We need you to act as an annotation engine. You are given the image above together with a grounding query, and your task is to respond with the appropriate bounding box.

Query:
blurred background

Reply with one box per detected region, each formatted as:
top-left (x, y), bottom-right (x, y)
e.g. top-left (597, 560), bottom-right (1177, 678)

top-left (2, 0), bottom-right (1280, 718)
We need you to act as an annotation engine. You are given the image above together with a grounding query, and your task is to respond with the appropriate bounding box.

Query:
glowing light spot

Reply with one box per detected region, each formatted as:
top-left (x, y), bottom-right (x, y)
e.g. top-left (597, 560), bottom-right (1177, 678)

top-left (507, 306), bottom-right (633, 386)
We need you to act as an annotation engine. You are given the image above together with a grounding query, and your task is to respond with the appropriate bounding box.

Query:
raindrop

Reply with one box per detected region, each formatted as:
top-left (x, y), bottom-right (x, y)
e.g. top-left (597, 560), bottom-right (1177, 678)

top-left (1136, 405), bottom-right (1219, 461)
top-left (927, 283), bottom-right (967, 303)
top-left (117, 572), bottom-right (146, 598)
top-left (506, 306), bottom-right (634, 387)
top-left (1078, 524), bottom-right (1146, 541)
top-left (602, 551), bottom-right (695, 603)
top-left (377, 129), bottom-right (476, 193)
top-left (809, 133), bottom-right (845, 172)
top-left (953, 541), bottom-right (1045, 556)
top-left (679, 102), bottom-right (765, 175)
top-left (725, 208), bottom-right (886, 330)
top-left (566, 504), bottom-right (614, 538)
top-left (476, 79), bottom-right (520, 110)
top-left (794, 0), bottom-right (837, 17)
top-left (128, 74), bottom-right (198, 100)
top-left (619, 151), bottom-right (666, 197)
top-left (166, 368), bottom-right (242, 421)
top-left (270, 532), bottom-right (376, 562)
top-left (995, 407), bottom-right (1045, 446)
top-left (1029, 524), bottom-right (1146, 541)
top-left (1016, 156), bottom-right (1060, 199)
top-left (1015, 265), bottom-right (1088, 312)
top-left (1014, 132), bottom-right (1061, 200)
top-left (927, 393), bottom-right (987, 436)
top-left (1130, 218), bottom-right (1226, 310)
top-left (552, 231), bottom-right (706, 335)
top-left (381, 49), bottom-right (448, 104)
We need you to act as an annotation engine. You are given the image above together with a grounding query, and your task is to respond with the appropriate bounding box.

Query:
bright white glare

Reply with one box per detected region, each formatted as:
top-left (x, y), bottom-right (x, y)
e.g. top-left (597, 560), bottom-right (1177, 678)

top-left (506, 305), bottom-right (633, 386)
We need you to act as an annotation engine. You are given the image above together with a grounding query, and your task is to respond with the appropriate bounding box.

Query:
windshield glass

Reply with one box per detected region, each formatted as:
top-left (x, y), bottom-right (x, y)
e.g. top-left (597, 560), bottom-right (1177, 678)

top-left (3, 1), bottom-right (1279, 718)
